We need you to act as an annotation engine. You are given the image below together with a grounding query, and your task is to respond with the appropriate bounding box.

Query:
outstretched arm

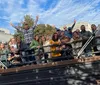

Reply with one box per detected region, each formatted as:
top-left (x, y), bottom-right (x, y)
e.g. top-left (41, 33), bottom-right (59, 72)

top-left (71, 19), bottom-right (76, 29)
top-left (32, 15), bottom-right (39, 29)
top-left (68, 19), bottom-right (76, 31)
top-left (10, 22), bottom-right (22, 32)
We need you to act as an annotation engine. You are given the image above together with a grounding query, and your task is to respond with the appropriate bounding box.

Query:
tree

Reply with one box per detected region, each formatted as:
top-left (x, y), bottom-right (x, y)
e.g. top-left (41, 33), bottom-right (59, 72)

top-left (14, 15), bottom-right (56, 40)
top-left (13, 30), bottom-right (24, 41)
top-left (34, 24), bottom-right (56, 36)
top-left (23, 15), bottom-right (34, 28)
top-left (14, 15), bottom-right (34, 40)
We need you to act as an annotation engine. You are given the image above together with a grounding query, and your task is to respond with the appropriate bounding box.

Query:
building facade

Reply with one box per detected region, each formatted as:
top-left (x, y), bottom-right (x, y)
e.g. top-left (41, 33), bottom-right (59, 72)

top-left (0, 28), bottom-right (13, 43)
top-left (60, 22), bottom-right (92, 32)
top-left (0, 28), bottom-right (10, 34)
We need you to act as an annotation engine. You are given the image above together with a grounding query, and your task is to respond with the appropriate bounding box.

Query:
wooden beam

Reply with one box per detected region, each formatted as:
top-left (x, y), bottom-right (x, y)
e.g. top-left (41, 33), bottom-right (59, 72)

top-left (0, 56), bottom-right (100, 74)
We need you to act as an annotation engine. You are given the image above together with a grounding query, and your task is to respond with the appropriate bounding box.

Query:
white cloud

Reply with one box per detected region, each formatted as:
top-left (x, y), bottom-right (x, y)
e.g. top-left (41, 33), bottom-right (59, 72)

top-left (0, 0), bottom-right (100, 33)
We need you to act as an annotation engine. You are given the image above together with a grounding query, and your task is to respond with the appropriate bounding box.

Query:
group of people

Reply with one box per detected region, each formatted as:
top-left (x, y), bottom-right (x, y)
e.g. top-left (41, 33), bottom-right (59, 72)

top-left (0, 16), bottom-right (100, 68)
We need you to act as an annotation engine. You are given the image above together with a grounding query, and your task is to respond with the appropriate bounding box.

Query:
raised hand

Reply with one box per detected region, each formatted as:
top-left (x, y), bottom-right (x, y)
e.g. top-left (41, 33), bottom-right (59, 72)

top-left (34, 15), bottom-right (39, 26)
top-left (74, 19), bottom-right (76, 23)
top-left (36, 15), bottom-right (39, 21)
top-left (10, 22), bottom-right (20, 29)
top-left (10, 22), bottom-right (14, 27)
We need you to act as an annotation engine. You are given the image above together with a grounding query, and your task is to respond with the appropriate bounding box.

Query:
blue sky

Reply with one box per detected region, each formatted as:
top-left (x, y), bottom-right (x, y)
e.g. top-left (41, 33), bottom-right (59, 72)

top-left (0, 0), bottom-right (100, 33)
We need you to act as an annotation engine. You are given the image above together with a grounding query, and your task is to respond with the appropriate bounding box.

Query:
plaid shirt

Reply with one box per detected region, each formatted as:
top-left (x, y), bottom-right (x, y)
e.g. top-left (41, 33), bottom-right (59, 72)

top-left (15, 26), bottom-right (36, 44)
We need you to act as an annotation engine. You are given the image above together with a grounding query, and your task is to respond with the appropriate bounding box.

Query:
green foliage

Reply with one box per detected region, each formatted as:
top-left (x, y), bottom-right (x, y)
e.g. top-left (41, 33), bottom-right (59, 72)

top-left (14, 15), bottom-right (56, 40)
top-left (13, 30), bottom-right (24, 41)
top-left (23, 15), bottom-right (34, 28)
top-left (34, 24), bottom-right (56, 36)
top-left (14, 15), bottom-right (34, 40)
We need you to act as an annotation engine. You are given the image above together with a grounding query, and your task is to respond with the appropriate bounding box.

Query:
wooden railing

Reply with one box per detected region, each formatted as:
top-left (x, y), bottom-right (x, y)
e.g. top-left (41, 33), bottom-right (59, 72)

top-left (0, 36), bottom-right (100, 70)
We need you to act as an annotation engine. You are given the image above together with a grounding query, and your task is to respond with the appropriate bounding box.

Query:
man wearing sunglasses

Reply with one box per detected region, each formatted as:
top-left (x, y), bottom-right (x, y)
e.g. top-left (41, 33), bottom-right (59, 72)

top-left (10, 16), bottom-right (39, 46)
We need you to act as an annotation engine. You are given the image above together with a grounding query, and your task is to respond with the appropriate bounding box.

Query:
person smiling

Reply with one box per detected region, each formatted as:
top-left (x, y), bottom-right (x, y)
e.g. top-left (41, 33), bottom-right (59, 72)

top-left (10, 16), bottom-right (39, 47)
